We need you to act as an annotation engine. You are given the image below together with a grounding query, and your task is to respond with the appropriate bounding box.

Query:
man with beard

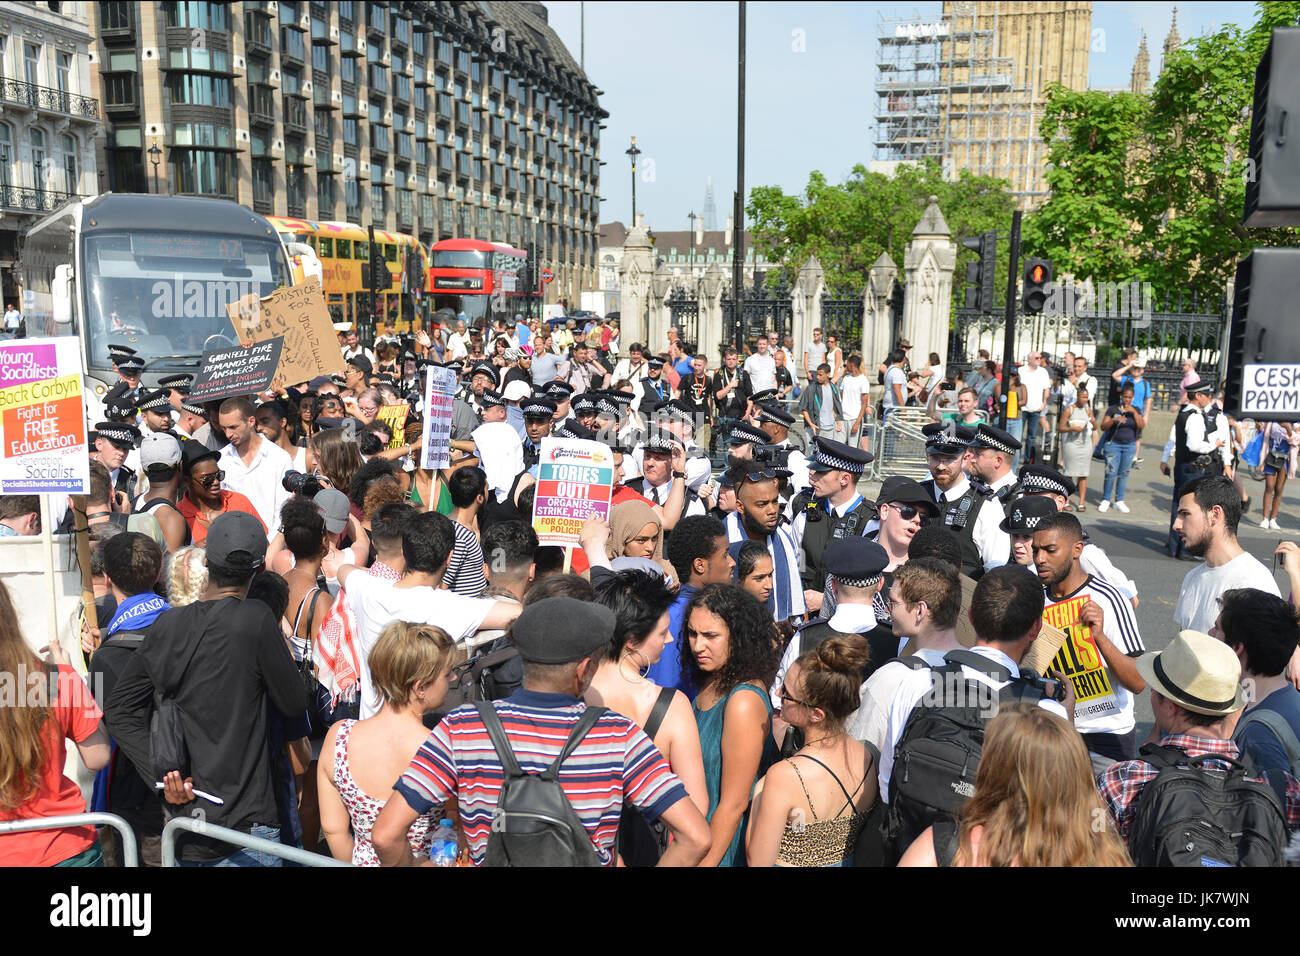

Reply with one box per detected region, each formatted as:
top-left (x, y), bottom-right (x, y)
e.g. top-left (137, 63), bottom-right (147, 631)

top-left (753, 401), bottom-right (810, 497)
top-left (520, 396), bottom-right (557, 470)
top-left (918, 421), bottom-right (1008, 578)
top-left (137, 389), bottom-right (181, 441)
top-left (1033, 511), bottom-right (1146, 761)
top-left (724, 459), bottom-right (805, 625)
top-left (255, 400), bottom-right (305, 471)
top-left (1173, 475), bottom-right (1280, 634)
top-left (790, 437), bottom-right (875, 616)
top-left (460, 362), bottom-right (500, 419)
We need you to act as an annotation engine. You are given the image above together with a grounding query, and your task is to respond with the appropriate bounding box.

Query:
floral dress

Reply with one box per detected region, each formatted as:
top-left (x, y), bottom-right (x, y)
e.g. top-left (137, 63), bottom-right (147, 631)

top-left (332, 719), bottom-right (436, 866)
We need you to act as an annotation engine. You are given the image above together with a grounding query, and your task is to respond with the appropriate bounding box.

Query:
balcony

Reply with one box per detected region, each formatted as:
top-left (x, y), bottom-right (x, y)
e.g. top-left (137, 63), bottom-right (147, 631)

top-left (0, 79), bottom-right (98, 119)
top-left (0, 186), bottom-right (80, 214)
top-left (283, 98), bottom-right (309, 132)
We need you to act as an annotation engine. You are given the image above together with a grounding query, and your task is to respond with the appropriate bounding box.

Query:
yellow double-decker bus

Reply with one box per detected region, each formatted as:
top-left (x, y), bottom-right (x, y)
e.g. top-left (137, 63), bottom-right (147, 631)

top-left (265, 216), bottom-right (429, 333)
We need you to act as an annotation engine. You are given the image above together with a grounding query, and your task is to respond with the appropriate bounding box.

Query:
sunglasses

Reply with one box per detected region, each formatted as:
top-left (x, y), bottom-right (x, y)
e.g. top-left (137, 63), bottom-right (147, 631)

top-left (195, 469), bottom-right (225, 487)
top-left (778, 684), bottom-right (811, 709)
top-left (884, 502), bottom-right (932, 523)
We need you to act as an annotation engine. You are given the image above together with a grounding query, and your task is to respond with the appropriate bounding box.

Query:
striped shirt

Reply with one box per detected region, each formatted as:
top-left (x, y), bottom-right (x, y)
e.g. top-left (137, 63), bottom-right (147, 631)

top-left (1042, 574), bottom-right (1145, 736)
top-left (444, 519), bottom-right (487, 598)
top-left (396, 690), bottom-right (688, 866)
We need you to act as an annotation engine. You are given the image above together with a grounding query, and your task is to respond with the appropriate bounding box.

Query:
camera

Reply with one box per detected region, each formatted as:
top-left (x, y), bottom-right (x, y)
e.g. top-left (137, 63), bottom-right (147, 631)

top-left (940, 381), bottom-right (956, 392)
top-left (1020, 668), bottom-right (1068, 703)
top-left (282, 470), bottom-right (322, 498)
top-left (752, 443), bottom-right (785, 466)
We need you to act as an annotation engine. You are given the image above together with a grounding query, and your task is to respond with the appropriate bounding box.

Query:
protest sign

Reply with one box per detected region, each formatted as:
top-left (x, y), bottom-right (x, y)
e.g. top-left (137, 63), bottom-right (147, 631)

top-left (1240, 364), bottom-right (1300, 416)
top-left (0, 337), bottom-right (88, 494)
top-left (531, 438), bottom-right (615, 547)
top-left (188, 337), bottom-right (284, 403)
top-left (420, 366), bottom-right (458, 469)
top-left (377, 402), bottom-right (410, 449)
top-left (1038, 596), bottom-right (1116, 710)
top-left (225, 276), bottom-right (343, 387)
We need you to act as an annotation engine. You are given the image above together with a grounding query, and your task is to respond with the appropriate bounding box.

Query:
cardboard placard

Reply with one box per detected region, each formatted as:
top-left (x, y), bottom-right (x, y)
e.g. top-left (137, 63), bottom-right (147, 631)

top-left (0, 336), bottom-right (88, 494)
top-left (420, 366), bottom-right (458, 470)
top-left (531, 437), bottom-right (615, 547)
top-left (188, 337), bottom-right (284, 403)
top-left (225, 276), bottom-right (344, 388)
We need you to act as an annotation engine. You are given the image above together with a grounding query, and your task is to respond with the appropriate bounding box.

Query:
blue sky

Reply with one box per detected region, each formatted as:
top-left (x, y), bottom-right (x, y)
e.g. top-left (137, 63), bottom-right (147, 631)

top-left (542, 1), bottom-right (1263, 232)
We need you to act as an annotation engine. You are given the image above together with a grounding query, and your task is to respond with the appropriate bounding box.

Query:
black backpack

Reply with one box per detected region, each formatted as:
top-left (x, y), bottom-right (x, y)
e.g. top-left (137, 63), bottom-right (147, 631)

top-left (422, 643), bottom-right (519, 730)
top-left (474, 700), bottom-right (608, 867)
top-left (882, 649), bottom-right (1049, 865)
top-left (1125, 744), bottom-right (1289, 867)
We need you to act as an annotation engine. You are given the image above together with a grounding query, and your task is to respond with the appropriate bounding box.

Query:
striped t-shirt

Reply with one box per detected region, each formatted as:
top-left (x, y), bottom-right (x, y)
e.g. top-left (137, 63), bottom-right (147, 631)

top-left (396, 690), bottom-right (689, 866)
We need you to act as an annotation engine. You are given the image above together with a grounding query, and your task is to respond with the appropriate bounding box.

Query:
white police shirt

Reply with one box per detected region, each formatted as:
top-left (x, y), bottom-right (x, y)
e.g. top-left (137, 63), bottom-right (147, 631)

top-left (932, 474), bottom-right (1010, 572)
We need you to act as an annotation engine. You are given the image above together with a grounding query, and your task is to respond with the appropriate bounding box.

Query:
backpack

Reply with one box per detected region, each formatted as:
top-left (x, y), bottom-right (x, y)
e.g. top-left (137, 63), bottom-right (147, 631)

top-left (474, 700), bottom-right (609, 867)
top-left (99, 629), bottom-right (192, 784)
top-left (1233, 707), bottom-right (1300, 779)
top-left (1125, 744), bottom-right (1289, 867)
top-left (422, 643), bottom-right (520, 730)
top-left (882, 649), bottom-right (1049, 864)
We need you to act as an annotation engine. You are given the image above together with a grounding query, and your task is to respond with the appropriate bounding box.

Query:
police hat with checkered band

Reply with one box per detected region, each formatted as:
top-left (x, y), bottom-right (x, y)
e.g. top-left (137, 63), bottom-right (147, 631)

top-left (158, 374), bottom-right (193, 392)
top-left (556, 420), bottom-right (598, 441)
top-left (655, 398), bottom-right (696, 427)
top-left (544, 380), bottom-right (575, 402)
top-left (1018, 463), bottom-right (1076, 499)
top-left (180, 399), bottom-right (208, 418)
top-left (117, 354), bottom-right (145, 374)
top-left (727, 422), bottom-right (770, 447)
top-left (480, 389), bottom-right (506, 409)
top-left (94, 421), bottom-right (141, 449)
top-left (823, 537), bottom-right (889, 588)
top-left (999, 495), bottom-right (1059, 534)
top-left (754, 402), bottom-right (795, 428)
top-left (521, 396), bottom-right (558, 420)
top-left (470, 363), bottom-right (500, 387)
top-left (806, 436), bottom-right (873, 475)
top-left (138, 389), bottom-right (171, 413)
top-left (646, 355), bottom-right (666, 370)
top-left (104, 396), bottom-right (139, 421)
top-left (642, 432), bottom-right (684, 456)
top-left (594, 396), bottom-right (621, 419)
top-left (749, 388), bottom-right (778, 406)
top-left (922, 420), bottom-right (971, 456)
top-left (572, 392), bottom-right (598, 415)
top-left (1186, 380), bottom-right (1215, 397)
top-left (107, 344), bottom-right (138, 364)
top-left (969, 423), bottom-right (1022, 455)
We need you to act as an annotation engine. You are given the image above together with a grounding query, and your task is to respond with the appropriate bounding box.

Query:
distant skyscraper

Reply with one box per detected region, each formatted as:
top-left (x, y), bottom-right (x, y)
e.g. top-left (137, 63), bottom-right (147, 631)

top-left (702, 177), bottom-right (718, 232)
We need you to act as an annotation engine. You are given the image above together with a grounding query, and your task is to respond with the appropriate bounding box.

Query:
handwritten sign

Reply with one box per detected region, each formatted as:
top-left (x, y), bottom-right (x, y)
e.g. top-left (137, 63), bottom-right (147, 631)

top-left (0, 337), bottom-right (88, 493)
top-left (377, 402), bottom-right (410, 449)
top-left (420, 366), bottom-right (458, 470)
top-left (532, 438), bottom-right (614, 547)
top-left (225, 276), bottom-right (343, 388)
top-left (188, 337), bottom-right (284, 403)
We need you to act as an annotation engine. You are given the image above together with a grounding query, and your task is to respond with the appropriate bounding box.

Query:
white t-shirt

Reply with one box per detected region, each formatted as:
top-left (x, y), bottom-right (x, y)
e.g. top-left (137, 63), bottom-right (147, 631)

top-left (345, 572), bottom-right (497, 718)
top-left (218, 437), bottom-right (293, 533)
top-left (1042, 575), bottom-right (1145, 736)
top-left (744, 352), bottom-right (777, 393)
top-left (1019, 364), bottom-right (1052, 413)
top-left (883, 366), bottom-right (907, 409)
top-left (840, 373), bottom-right (869, 421)
top-left (846, 647), bottom-right (949, 753)
top-left (1174, 552), bottom-right (1281, 634)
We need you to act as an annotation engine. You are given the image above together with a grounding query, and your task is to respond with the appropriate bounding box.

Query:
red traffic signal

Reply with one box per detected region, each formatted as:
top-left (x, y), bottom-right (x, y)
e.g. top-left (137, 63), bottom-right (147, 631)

top-left (1022, 257), bottom-right (1053, 314)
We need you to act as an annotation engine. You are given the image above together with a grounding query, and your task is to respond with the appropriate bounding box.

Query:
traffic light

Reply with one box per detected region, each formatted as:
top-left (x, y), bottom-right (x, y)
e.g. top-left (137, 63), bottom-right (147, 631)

top-left (367, 225), bottom-right (386, 297)
top-left (406, 247), bottom-right (424, 291)
top-left (960, 231), bottom-right (997, 313)
top-left (1022, 257), bottom-right (1053, 314)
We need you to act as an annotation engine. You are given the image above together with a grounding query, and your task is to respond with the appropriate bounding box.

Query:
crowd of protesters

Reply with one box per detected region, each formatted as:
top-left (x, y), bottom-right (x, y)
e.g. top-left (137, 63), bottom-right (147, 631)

top-left (2, 307), bottom-right (1299, 870)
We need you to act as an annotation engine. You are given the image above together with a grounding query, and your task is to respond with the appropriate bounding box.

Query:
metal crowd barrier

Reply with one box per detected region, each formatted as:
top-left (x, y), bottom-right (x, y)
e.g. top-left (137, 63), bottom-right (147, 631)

top-left (871, 407), bottom-right (935, 480)
top-left (0, 812), bottom-right (138, 867)
top-left (161, 816), bottom-right (352, 867)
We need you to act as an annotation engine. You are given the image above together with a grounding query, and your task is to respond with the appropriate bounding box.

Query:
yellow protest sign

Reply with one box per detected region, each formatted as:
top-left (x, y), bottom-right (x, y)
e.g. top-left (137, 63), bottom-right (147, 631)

top-left (377, 403), bottom-right (410, 449)
top-left (1040, 595), bottom-right (1113, 703)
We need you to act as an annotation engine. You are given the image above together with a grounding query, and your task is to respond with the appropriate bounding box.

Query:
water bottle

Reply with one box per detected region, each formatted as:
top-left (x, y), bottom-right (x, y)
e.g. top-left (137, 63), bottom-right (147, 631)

top-left (429, 818), bottom-right (458, 867)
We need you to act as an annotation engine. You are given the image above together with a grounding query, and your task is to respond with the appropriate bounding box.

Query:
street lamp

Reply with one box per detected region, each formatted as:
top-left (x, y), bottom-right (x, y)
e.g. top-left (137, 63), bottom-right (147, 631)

top-left (625, 136), bottom-right (641, 227)
top-left (148, 139), bottom-right (162, 194)
top-left (687, 210), bottom-right (697, 278)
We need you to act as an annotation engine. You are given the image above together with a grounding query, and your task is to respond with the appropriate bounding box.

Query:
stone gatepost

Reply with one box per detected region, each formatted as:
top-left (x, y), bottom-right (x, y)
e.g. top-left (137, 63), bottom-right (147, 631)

top-left (699, 263), bottom-right (728, 361)
top-left (865, 251), bottom-right (899, 372)
top-left (902, 196), bottom-right (956, 370)
top-left (648, 265), bottom-right (674, 350)
top-left (618, 223), bottom-right (655, 346)
top-left (792, 257), bottom-right (825, 362)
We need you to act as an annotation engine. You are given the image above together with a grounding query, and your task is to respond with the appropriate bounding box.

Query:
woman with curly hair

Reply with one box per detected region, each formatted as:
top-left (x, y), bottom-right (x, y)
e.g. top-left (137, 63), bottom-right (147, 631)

top-left (683, 583), bottom-right (781, 866)
top-left (899, 703), bottom-right (1132, 867)
top-left (746, 634), bottom-right (876, 867)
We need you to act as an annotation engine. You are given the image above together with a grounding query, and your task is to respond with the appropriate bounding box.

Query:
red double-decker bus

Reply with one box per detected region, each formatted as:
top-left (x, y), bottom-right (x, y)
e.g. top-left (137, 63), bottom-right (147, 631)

top-left (428, 238), bottom-right (540, 324)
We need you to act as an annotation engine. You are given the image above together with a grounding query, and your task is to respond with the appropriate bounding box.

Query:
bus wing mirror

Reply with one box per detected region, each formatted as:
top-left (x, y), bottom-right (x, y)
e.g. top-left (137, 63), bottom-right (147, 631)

top-left (53, 264), bottom-right (74, 325)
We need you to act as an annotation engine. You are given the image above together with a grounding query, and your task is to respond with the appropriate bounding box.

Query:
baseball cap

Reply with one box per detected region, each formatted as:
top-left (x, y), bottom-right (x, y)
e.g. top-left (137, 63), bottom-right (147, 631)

top-left (205, 512), bottom-right (268, 572)
top-left (139, 432), bottom-right (182, 471)
top-left (314, 488), bottom-right (351, 535)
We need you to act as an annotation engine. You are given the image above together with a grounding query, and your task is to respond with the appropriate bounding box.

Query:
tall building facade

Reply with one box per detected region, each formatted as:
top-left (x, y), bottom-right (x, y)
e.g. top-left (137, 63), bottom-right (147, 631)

top-left (0, 1), bottom-right (100, 305)
top-left (86, 0), bottom-right (604, 306)
top-left (875, 0), bottom-right (1092, 208)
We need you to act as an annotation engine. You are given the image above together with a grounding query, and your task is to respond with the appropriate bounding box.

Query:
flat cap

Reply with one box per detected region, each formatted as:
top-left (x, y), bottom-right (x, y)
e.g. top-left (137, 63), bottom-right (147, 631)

top-left (104, 397), bottom-right (139, 421)
top-left (480, 389), bottom-right (506, 409)
top-left (137, 389), bottom-right (171, 413)
top-left (823, 537), bottom-right (888, 588)
top-left (158, 374), bottom-right (193, 390)
top-left (753, 402), bottom-right (795, 427)
top-left (645, 356), bottom-right (665, 370)
top-left (521, 396), bottom-right (558, 419)
top-left (555, 420), bottom-right (598, 441)
top-left (1186, 380), bottom-right (1215, 397)
top-left (470, 363), bottom-right (500, 387)
top-left (572, 392), bottom-right (598, 415)
top-left (117, 355), bottom-right (145, 373)
top-left (806, 436), bottom-right (873, 474)
top-left (748, 388), bottom-right (778, 406)
top-left (655, 398), bottom-right (697, 427)
top-left (544, 380), bottom-right (575, 400)
top-left (922, 420), bottom-right (971, 456)
top-left (727, 422), bottom-right (770, 446)
top-left (969, 423), bottom-right (1021, 455)
top-left (180, 400), bottom-right (208, 418)
top-left (94, 421), bottom-right (140, 448)
top-left (512, 596), bottom-right (615, 664)
top-left (642, 432), bottom-right (684, 455)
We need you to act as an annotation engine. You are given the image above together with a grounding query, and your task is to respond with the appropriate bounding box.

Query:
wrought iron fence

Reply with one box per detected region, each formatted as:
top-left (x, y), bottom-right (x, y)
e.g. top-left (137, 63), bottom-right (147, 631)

top-left (721, 278), bottom-right (792, 351)
top-left (0, 185), bottom-right (79, 214)
top-left (950, 289), bottom-right (1228, 410)
top-left (666, 287), bottom-right (700, 352)
top-left (0, 78), bottom-right (98, 117)
top-left (820, 288), bottom-right (864, 351)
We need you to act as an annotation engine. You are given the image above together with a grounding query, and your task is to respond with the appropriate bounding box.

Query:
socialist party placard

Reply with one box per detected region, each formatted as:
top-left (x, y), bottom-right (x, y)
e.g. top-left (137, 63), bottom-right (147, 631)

top-left (532, 438), bottom-right (615, 547)
top-left (0, 337), bottom-right (89, 493)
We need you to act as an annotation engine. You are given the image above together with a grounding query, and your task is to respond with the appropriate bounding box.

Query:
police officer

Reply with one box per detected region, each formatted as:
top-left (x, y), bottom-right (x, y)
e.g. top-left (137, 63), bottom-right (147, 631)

top-left (91, 420), bottom-right (142, 504)
top-left (651, 398), bottom-right (712, 491)
top-left (1001, 495), bottom-right (1060, 568)
top-left (625, 432), bottom-right (706, 526)
top-left (772, 537), bottom-right (898, 745)
top-left (520, 395), bottom-right (557, 470)
top-left (544, 380), bottom-right (576, 425)
top-left (158, 374), bottom-right (194, 412)
top-left (137, 389), bottom-right (183, 441)
top-left (637, 356), bottom-right (672, 415)
top-left (919, 421), bottom-right (1009, 578)
top-left (460, 362), bottom-right (500, 418)
top-left (1161, 380), bottom-right (1230, 559)
top-left (752, 401), bottom-right (810, 495)
top-left (966, 422), bottom-right (1024, 505)
top-left (790, 436), bottom-right (875, 612)
top-left (104, 350), bottom-right (145, 410)
top-left (1016, 463), bottom-right (1138, 603)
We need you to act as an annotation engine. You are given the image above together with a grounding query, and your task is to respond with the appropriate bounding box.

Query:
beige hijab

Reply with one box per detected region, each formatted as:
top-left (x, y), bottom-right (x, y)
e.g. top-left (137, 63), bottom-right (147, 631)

top-left (607, 501), bottom-right (674, 579)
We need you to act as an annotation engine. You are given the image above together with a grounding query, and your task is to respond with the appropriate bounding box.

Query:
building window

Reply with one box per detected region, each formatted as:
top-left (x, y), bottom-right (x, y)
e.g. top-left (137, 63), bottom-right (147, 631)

top-left (165, 1), bottom-right (229, 31)
top-left (314, 110), bottom-right (333, 140)
top-left (24, 43), bottom-right (40, 87)
top-left (341, 56), bottom-right (356, 86)
top-left (282, 26), bottom-right (305, 61)
top-left (0, 124), bottom-right (12, 187)
top-left (167, 73), bottom-right (231, 106)
top-left (171, 149), bottom-right (234, 197)
top-left (282, 69), bottom-right (300, 96)
top-left (99, 1), bottom-right (131, 30)
top-left (343, 117), bottom-right (357, 142)
top-left (317, 174), bottom-right (335, 214)
top-left (172, 124), bottom-right (232, 147)
top-left (103, 73), bottom-right (136, 107)
top-left (311, 42), bottom-right (329, 74)
top-left (412, 30), bottom-right (425, 59)
top-left (345, 177), bottom-right (360, 216)
top-left (168, 47), bottom-right (230, 71)
top-left (371, 183), bottom-right (385, 218)
top-left (57, 52), bottom-right (71, 95)
top-left (279, 1), bottom-right (297, 25)
top-left (252, 157), bottom-right (273, 206)
top-left (246, 11), bottom-right (272, 46)
top-left (337, 1), bottom-right (354, 22)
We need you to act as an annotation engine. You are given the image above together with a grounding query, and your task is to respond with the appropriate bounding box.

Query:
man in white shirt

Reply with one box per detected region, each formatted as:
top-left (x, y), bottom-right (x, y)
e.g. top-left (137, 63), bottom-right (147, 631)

top-left (743, 336), bottom-right (777, 394)
top-left (1174, 475), bottom-right (1280, 633)
top-left (445, 320), bottom-right (470, 362)
top-left (1073, 356), bottom-right (1099, 412)
top-left (341, 328), bottom-right (376, 367)
top-left (1018, 351), bottom-right (1052, 464)
top-left (878, 565), bottom-right (1070, 804)
top-left (611, 342), bottom-right (649, 386)
top-left (803, 328), bottom-right (827, 385)
top-left (216, 396), bottom-right (294, 532)
top-left (839, 354), bottom-right (870, 445)
top-left (3, 302), bottom-right (21, 335)
top-left (847, 557), bottom-right (964, 757)
top-left (967, 423), bottom-right (1023, 502)
top-left (334, 511), bottom-right (521, 718)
